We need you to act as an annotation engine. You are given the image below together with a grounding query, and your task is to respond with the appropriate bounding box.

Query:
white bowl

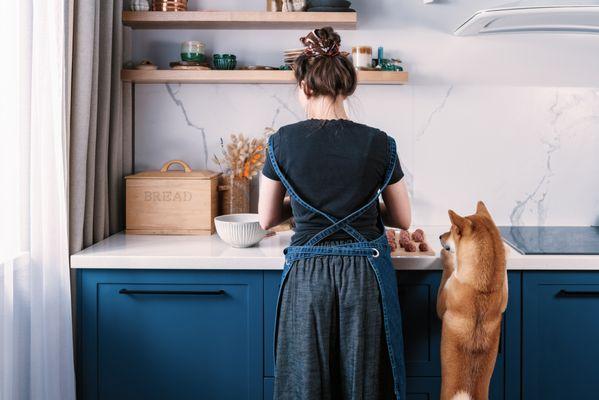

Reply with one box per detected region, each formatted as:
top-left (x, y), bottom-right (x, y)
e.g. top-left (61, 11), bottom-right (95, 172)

top-left (214, 214), bottom-right (267, 248)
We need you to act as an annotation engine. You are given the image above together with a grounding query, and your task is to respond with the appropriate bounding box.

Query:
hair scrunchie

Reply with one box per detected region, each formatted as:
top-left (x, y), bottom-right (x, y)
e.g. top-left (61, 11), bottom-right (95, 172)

top-left (300, 30), bottom-right (341, 58)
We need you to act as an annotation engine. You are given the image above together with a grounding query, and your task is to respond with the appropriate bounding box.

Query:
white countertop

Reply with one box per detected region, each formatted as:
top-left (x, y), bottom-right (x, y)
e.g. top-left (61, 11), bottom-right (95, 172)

top-left (70, 226), bottom-right (599, 270)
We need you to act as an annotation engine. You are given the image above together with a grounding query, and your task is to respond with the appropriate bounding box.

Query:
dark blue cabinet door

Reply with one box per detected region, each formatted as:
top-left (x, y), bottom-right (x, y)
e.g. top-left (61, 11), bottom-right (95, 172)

top-left (264, 377), bottom-right (274, 400)
top-left (264, 271), bottom-right (281, 377)
top-left (523, 272), bottom-right (599, 400)
top-left (79, 270), bottom-right (263, 400)
top-left (406, 377), bottom-right (441, 399)
top-left (397, 271), bottom-right (442, 376)
top-left (399, 271), bottom-right (520, 400)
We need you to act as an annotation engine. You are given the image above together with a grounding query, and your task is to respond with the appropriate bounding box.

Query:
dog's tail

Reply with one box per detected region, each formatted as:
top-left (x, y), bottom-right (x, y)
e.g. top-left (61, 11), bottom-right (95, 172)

top-left (451, 391), bottom-right (472, 400)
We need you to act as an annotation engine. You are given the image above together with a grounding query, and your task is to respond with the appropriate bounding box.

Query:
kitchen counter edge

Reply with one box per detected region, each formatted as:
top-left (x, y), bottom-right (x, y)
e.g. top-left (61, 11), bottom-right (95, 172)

top-left (70, 229), bottom-right (599, 271)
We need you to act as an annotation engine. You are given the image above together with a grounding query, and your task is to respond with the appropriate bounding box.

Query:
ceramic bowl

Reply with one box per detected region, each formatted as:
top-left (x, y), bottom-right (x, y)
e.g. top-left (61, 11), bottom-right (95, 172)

top-left (214, 213), bottom-right (267, 248)
top-left (213, 54), bottom-right (237, 70)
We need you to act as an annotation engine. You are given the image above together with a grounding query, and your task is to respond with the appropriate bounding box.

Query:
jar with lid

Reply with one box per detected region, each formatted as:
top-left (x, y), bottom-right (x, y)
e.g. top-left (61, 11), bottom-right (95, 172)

top-left (351, 46), bottom-right (372, 69)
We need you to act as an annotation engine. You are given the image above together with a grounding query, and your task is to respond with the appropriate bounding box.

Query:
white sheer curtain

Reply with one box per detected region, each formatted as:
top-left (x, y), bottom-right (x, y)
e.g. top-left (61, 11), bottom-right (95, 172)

top-left (0, 0), bottom-right (76, 399)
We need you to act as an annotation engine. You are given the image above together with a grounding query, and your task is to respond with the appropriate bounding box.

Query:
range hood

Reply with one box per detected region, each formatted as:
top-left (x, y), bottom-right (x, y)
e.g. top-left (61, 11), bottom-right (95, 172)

top-left (455, 1), bottom-right (599, 36)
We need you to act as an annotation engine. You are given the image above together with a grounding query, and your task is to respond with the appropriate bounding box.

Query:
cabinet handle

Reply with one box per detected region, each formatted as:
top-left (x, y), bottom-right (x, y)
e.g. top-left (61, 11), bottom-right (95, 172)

top-left (556, 289), bottom-right (599, 298)
top-left (119, 289), bottom-right (225, 296)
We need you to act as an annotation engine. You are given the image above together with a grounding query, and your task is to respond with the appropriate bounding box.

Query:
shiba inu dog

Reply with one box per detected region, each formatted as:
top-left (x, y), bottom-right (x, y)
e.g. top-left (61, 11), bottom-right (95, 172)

top-left (437, 201), bottom-right (508, 400)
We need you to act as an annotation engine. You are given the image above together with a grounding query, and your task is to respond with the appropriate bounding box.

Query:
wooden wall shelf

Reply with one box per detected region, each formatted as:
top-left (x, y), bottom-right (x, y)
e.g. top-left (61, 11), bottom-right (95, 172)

top-left (122, 11), bottom-right (357, 30)
top-left (121, 69), bottom-right (408, 85)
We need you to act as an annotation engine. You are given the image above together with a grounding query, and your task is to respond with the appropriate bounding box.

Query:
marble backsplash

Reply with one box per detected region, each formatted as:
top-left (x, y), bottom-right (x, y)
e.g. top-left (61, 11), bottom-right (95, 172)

top-left (134, 84), bottom-right (599, 227)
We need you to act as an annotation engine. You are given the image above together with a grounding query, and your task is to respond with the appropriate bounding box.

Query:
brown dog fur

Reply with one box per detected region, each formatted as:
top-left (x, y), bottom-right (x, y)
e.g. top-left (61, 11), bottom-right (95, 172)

top-left (437, 201), bottom-right (508, 400)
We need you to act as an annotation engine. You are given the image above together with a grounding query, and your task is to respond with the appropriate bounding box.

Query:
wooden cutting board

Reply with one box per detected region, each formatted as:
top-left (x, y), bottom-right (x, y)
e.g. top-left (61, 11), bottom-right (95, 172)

top-left (390, 229), bottom-right (436, 257)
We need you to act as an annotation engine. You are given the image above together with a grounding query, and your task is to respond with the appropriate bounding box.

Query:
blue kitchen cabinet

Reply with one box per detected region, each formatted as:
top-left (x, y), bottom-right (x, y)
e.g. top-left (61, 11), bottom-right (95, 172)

top-left (397, 271), bottom-right (520, 400)
top-left (406, 377), bottom-right (441, 399)
top-left (396, 271), bottom-right (442, 376)
top-left (523, 272), bottom-right (599, 400)
top-left (264, 377), bottom-right (274, 400)
top-left (264, 271), bottom-right (281, 377)
top-left (77, 270), bottom-right (263, 400)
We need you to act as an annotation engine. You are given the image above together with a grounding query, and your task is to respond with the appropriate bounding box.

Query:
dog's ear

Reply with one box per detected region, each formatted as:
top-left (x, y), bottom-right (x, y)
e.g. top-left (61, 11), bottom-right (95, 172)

top-left (449, 209), bottom-right (471, 233)
top-left (476, 201), bottom-right (491, 218)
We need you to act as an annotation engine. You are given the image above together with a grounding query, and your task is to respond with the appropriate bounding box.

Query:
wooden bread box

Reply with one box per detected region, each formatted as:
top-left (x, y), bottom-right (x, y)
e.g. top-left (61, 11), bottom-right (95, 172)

top-left (125, 160), bottom-right (221, 235)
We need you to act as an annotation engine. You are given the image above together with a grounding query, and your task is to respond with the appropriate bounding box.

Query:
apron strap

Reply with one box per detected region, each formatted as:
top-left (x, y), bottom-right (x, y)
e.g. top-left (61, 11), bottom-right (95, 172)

top-left (267, 134), bottom-right (398, 245)
top-left (305, 135), bottom-right (397, 246)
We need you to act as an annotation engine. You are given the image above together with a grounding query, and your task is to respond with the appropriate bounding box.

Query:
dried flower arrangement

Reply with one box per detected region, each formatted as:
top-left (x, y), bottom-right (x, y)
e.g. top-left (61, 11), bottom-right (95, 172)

top-left (212, 128), bottom-right (274, 180)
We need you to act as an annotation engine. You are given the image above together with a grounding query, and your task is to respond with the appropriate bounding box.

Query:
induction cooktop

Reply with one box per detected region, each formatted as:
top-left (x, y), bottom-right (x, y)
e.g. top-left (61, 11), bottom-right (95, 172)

top-left (498, 226), bottom-right (599, 255)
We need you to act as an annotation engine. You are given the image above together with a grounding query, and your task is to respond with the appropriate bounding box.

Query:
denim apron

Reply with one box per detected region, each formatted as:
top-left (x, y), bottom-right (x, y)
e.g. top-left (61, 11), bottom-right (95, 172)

top-left (268, 134), bottom-right (407, 400)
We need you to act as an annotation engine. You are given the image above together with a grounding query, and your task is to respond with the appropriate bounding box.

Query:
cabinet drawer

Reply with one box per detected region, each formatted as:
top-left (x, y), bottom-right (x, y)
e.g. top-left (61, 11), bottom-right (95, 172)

top-left (523, 272), bottom-right (599, 400)
top-left (79, 270), bottom-right (263, 400)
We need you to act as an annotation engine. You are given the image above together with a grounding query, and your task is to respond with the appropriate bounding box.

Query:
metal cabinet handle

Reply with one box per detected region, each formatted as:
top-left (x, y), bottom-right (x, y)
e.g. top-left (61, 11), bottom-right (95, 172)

top-left (119, 289), bottom-right (225, 296)
top-left (556, 289), bottom-right (599, 298)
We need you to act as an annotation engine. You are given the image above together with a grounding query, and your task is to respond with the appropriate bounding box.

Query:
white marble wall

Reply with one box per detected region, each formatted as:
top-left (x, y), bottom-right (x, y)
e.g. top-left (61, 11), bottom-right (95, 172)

top-left (132, 0), bottom-right (599, 226)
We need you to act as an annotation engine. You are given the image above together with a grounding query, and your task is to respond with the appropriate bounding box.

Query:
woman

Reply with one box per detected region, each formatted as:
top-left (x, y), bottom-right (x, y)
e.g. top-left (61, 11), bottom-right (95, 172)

top-left (259, 27), bottom-right (412, 400)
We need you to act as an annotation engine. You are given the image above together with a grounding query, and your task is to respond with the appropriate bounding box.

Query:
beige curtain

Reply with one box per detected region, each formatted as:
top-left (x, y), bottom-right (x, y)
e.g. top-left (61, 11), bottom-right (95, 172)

top-left (69, 0), bottom-right (132, 253)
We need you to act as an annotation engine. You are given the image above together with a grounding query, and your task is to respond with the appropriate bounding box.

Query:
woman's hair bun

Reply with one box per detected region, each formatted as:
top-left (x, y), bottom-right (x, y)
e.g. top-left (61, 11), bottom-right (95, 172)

top-left (294, 26), bottom-right (357, 99)
top-left (314, 27), bottom-right (341, 49)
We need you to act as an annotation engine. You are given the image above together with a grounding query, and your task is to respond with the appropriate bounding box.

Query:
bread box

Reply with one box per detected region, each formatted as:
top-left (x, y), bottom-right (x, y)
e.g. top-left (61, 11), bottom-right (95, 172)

top-left (125, 160), bottom-right (220, 235)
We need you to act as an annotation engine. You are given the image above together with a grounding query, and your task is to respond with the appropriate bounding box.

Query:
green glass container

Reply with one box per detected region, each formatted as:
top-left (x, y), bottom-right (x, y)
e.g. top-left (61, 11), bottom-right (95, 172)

top-left (213, 54), bottom-right (237, 70)
top-left (180, 41), bottom-right (205, 63)
top-left (180, 52), bottom-right (206, 62)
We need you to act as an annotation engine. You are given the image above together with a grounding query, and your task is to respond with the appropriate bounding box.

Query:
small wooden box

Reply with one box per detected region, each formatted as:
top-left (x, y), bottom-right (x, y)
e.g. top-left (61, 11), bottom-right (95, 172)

top-left (125, 160), bottom-right (221, 235)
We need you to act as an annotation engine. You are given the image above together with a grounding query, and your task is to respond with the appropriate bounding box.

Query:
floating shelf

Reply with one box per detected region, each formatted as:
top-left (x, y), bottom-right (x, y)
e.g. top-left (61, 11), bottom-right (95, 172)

top-left (122, 11), bottom-right (357, 30)
top-left (121, 69), bottom-right (408, 85)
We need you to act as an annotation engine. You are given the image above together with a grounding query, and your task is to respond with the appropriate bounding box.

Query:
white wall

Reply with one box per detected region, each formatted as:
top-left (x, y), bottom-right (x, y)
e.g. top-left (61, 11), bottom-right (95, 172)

top-left (132, 0), bottom-right (599, 226)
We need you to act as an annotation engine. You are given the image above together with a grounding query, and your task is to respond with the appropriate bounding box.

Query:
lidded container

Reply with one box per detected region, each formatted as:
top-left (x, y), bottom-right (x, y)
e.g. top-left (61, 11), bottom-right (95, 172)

top-left (351, 45), bottom-right (372, 69)
top-left (125, 160), bottom-right (220, 235)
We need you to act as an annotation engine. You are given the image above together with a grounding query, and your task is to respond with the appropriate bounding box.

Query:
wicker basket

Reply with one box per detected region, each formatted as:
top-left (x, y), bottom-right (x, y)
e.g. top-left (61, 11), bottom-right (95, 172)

top-left (153, 0), bottom-right (187, 11)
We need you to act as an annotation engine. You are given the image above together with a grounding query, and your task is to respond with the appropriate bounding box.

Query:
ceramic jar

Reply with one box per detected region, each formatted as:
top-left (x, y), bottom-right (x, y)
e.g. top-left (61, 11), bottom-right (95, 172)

top-left (130, 0), bottom-right (150, 11)
top-left (352, 46), bottom-right (372, 69)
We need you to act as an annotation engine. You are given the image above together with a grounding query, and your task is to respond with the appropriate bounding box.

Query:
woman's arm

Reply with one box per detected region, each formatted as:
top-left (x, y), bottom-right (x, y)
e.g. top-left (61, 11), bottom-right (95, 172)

top-left (258, 174), bottom-right (292, 230)
top-left (380, 178), bottom-right (412, 230)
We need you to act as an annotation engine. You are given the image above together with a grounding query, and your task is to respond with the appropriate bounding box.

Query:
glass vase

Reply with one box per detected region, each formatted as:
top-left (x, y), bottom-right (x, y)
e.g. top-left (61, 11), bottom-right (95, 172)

top-left (219, 174), bottom-right (250, 215)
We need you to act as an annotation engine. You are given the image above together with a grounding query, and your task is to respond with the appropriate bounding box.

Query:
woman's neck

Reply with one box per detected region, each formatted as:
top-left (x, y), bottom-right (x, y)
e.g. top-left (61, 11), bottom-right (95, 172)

top-left (305, 96), bottom-right (349, 120)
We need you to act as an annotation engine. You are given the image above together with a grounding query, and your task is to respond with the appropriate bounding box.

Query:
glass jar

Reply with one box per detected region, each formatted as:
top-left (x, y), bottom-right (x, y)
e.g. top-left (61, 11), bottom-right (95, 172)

top-left (351, 46), bottom-right (372, 69)
top-left (218, 174), bottom-right (250, 215)
top-left (180, 41), bottom-right (205, 63)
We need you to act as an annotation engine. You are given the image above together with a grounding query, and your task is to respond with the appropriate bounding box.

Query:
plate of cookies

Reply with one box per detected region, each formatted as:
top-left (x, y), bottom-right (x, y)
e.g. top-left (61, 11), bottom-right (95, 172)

top-left (387, 228), bottom-right (435, 257)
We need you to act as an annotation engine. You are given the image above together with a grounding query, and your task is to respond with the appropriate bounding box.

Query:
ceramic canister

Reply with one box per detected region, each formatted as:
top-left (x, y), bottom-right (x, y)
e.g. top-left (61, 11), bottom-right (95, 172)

top-left (351, 46), bottom-right (372, 69)
top-left (130, 0), bottom-right (150, 11)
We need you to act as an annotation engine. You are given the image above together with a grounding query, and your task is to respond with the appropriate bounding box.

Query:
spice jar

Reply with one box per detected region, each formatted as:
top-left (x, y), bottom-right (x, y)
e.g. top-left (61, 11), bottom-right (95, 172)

top-left (180, 41), bottom-right (205, 63)
top-left (351, 46), bottom-right (372, 69)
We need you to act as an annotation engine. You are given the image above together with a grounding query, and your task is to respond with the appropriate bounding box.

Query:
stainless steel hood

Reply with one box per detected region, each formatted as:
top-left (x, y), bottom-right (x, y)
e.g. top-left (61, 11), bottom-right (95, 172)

top-left (455, 1), bottom-right (599, 36)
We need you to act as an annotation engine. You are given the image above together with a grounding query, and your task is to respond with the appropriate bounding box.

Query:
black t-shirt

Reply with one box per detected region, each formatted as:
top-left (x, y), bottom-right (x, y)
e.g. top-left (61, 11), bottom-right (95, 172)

top-left (262, 119), bottom-right (404, 246)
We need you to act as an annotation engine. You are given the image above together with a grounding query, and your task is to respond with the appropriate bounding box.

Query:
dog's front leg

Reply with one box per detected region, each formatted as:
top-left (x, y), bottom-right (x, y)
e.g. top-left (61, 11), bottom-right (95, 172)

top-left (437, 249), bottom-right (455, 319)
